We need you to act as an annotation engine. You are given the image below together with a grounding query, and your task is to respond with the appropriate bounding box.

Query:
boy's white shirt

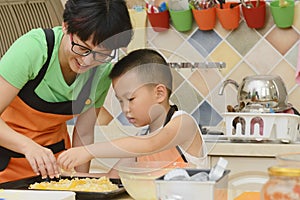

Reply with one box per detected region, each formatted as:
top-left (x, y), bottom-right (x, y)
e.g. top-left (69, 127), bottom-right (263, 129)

top-left (94, 110), bottom-right (208, 173)
top-left (137, 110), bottom-right (209, 169)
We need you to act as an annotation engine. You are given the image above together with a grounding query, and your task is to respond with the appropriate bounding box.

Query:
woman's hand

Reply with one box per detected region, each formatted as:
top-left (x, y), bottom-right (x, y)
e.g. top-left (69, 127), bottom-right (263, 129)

top-left (24, 143), bottom-right (60, 179)
top-left (57, 146), bottom-right (93, 171)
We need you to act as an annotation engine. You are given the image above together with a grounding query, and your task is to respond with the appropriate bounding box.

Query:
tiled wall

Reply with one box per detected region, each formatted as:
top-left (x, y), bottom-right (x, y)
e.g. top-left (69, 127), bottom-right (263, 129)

top-left (98, 2), bottom-right (300, 132)
top-left (60, 0), bottom-right (300, 131)
top-left (58, 0), bottom-right (300, 171)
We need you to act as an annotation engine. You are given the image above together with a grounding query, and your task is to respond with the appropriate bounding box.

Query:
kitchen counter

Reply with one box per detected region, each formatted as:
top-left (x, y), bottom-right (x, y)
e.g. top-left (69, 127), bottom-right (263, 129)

top-left (4, 141), bottom-right (293, 200)
top-left (206, 140), bottom-right (300, 157)
top-left (107, 141), bottom-right (300, 200)
top-left (67, 125), bottom-right (300, 199)
top-left (111, 189), bottom-right (261, 200)
top-left (204, 140), bottom-right (300, 199)
top-left (111, 141), bottom-right (299, 200)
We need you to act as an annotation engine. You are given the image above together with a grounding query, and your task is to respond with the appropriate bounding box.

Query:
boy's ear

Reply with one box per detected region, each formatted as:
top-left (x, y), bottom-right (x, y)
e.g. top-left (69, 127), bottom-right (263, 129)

top-left (155, 84), bottom-right (168, 103)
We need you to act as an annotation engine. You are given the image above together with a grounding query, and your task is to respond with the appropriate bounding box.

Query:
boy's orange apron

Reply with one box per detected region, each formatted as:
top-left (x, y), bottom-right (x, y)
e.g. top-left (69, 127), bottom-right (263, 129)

top-left (0, 29), bottom-right (96, 183)
top-left (137, 105), bottom-right (187, 166)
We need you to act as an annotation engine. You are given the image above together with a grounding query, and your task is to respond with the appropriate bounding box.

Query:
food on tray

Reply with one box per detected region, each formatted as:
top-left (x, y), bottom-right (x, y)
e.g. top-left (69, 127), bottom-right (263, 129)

top-left (29, 176), bottom-right (118, 192)
top-left (234, 192), bottom-right (260, 200)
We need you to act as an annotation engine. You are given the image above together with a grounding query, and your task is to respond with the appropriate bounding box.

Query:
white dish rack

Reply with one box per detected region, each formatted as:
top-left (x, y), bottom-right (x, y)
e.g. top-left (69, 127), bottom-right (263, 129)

top-left (223, 112), bottom-right (300, 142)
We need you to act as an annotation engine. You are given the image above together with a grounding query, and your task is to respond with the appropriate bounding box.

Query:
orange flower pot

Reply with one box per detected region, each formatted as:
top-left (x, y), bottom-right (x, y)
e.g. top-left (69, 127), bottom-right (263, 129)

top-left (216, 2), bottom-right (240, 30)
top-left (192, 7), bottom-right (216, 31)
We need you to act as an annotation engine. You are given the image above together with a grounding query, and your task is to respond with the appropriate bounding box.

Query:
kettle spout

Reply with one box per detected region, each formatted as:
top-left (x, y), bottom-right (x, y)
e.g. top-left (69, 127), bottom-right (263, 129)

top-left (218, 79), bottom-right (239, 95)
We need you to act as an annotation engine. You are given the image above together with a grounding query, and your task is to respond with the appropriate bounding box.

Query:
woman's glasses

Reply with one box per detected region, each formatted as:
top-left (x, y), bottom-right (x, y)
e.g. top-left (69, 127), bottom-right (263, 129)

top-left (70, 34), bottom-right (116, 63)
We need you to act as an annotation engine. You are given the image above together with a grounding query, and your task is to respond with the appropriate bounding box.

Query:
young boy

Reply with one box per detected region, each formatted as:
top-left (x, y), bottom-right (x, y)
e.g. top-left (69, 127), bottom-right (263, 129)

top-left (57, 49), bottom-right (208, 172)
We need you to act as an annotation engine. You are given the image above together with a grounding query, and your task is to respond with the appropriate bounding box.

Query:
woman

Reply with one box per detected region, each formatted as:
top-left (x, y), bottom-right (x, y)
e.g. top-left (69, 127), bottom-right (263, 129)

top-left (0, 0), bottom-right (133, 183)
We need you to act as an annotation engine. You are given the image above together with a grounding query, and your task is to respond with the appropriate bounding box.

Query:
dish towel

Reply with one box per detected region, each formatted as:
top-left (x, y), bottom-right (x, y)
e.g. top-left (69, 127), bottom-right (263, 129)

top-left (295, 42), bottom-right (300, 84)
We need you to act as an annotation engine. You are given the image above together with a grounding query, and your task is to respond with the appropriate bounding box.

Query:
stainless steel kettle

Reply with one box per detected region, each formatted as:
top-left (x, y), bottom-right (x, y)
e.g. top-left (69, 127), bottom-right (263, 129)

top-left (219, 75), bottom-right (291, 113)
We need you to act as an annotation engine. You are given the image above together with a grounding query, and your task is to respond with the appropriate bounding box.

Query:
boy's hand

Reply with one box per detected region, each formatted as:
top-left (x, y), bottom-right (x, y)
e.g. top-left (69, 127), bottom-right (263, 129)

top-left (57, 146), bottom-right (93, 171)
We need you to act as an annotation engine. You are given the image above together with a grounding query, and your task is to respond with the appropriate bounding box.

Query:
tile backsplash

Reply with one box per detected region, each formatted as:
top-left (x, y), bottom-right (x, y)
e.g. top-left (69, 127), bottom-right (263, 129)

top-left (55, 0), bottom-right (300, 172)
top-left (95, 2), bottom-right (300, 132)
top-left (60, 1), bottom-right (300, 134)
top-left (59, 0), bottom-right (300, 171)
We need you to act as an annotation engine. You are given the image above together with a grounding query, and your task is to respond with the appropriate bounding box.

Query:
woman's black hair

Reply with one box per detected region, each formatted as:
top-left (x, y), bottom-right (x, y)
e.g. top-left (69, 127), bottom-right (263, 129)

top-left (63, 0), bottom-right (133, 49)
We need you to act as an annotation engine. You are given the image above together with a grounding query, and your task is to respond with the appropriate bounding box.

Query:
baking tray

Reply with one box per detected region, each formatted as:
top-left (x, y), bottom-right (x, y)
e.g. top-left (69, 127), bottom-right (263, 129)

top-left (0, 175), bottom-right (125, 200)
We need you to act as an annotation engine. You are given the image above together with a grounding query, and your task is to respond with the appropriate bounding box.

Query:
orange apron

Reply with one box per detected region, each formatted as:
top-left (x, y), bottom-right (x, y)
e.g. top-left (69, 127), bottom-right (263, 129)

top-left (0, 96), bottom-right (73, 183)
top-left (137, 105), bottom-right (187, 164)
top-left (0, 29), bottom-right (96, 183)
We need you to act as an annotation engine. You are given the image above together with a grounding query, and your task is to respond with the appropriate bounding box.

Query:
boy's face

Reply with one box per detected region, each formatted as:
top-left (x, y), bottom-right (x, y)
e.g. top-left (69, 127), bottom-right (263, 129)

top-left (112, 71), bottom-right (161, 127)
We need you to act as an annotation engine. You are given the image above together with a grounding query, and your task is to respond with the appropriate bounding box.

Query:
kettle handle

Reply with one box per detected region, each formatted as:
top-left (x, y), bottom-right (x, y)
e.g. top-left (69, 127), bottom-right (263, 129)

top-left (218, 79), bottom-right (239, 95)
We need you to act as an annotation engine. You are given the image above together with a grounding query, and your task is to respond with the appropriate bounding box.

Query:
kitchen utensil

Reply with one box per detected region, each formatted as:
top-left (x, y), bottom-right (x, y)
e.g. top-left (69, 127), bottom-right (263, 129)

top-left (230, 2), bottom-right (241, 8)
top-left (279, 0), bottom-right (289, 7)
top-left (223, 112), bottom-right (300, 143)
top-left (219, 75), bottom-right (291, 113)
top-left (241, 0), bottom-right (253, 8)
top-left (208, 157), bottom-right (228, 181)
top-left (239, 75), bottom-right (290, 112)
top-left (227, 105), bottom-right (236, 112)
top-left (155, 169), bottom-right (230, 200)
top-left (217, 0), bottom-right (225, 8)
top-left (164, 168), bottom-right (191, 180)
top-left (189, 0), bottom-right (200, 9)
top-left (169, 0), bottom-right (190, 10)
top-left (118, 161), bottom-right (187, 200)
top-left (255, 0), bottom-right (260, 7)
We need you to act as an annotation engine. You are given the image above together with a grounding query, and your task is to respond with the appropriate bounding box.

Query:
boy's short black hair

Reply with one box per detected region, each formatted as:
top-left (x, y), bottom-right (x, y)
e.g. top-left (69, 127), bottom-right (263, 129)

top-left (110, 49), bottom-right (173, 96)
top-left (63, 0), bottom-right (133, 50)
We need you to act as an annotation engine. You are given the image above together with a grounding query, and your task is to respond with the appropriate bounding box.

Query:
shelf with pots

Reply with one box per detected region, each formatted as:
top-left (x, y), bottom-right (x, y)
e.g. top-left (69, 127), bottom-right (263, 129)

top-left (143, 0), bottom-right (299, 32)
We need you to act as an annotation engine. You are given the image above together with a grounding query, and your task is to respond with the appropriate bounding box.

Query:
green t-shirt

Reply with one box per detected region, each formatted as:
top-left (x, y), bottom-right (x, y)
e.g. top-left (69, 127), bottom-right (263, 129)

top-left (0, 27), bottom-right (112, 112)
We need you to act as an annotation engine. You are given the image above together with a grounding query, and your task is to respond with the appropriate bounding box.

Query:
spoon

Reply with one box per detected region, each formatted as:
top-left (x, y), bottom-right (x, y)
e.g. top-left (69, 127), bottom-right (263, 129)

top-left (241, 0), bottom-right (253, 8)
top-left (230, 2), bottom-right (240, 8)
top-left (255, 0), bottom-right (260, 7)
top-left (217, 0), bottom-right (224, 9)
